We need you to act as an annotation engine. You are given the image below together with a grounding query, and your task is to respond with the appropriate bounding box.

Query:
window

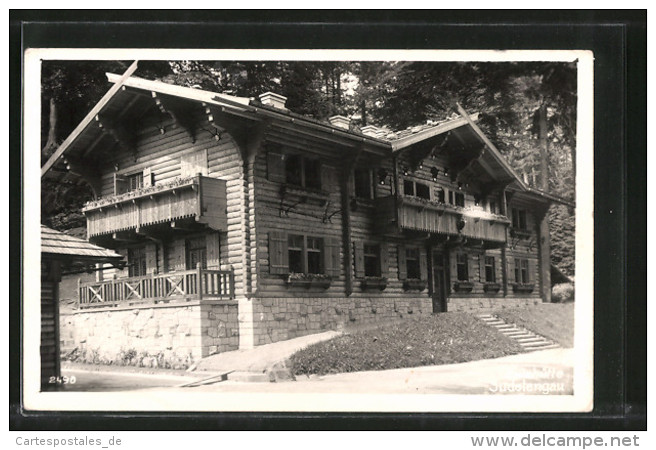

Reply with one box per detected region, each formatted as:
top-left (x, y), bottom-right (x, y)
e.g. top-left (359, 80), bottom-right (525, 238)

top-left (435, 187), bottom-right (445, 203)
top-left (288, 235), bottom-right (304, 274)
top-left (127, 172), bottom-right (143, 192)
top-left (512, 208), bottom-right (528, 229)
top-left (456, 253), bottom-right (469, 281)
top-left (454, 192), bottom-right (465, 207)
top-left (404, 179), bottom-right (430, 200)
top-left (406, 247), bottom-right (421, 279)
top-left (306, 237), bottom-right (323, 274)
top-left (354, 168), bottom-right (374, 199)
top-left (288, 234), bottom-right (324, 274)
top-left (285, 155), bottom-right (322, 190)
top-left (186, 237), bottom-right (207, 269)
top-left (514, 258), bottom-right (530, 283)
top-left (485, 256), bottom-right (496, 282)
top-left (489, 199), bottom-right (498, 214)
top-left (363, 244), bottom-right (381, 277)
top-left (128, 246), bottom-right (147, 277)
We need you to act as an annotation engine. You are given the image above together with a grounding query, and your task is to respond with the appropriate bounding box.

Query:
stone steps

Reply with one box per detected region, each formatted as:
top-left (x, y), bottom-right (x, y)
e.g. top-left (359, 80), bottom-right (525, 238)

top-left (477, 314), bottom-right (560, 352)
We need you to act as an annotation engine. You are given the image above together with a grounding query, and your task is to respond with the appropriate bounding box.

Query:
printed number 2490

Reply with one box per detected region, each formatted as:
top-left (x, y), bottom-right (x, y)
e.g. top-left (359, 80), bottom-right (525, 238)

top-left (49, 376), bottom-right (76, 384)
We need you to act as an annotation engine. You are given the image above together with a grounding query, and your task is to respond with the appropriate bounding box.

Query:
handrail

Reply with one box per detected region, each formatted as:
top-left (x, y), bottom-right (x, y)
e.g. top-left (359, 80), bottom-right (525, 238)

top-left (78, 267), bottom-right (235, 309)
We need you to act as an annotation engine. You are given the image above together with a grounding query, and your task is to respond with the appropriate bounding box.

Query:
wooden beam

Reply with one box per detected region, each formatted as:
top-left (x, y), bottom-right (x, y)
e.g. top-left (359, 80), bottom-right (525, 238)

top-left (95, 114), bottom-right (137, 158)
top-left (153, 92), bottom-right (198, 142)
top-left (42, 60), bottom-right (139, 176)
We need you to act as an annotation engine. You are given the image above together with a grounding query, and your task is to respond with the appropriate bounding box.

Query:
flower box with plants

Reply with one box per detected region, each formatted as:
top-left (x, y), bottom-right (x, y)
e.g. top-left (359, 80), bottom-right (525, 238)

top-left (483, 282), bottom-right (502, 293)
top-left (360, 276), bottom-right (388, 291)
top-left (512, 282), bottom-right (535, 293)
top-left (286, 273), bottom-right (332, 289)
top-left (403, 278), bottom-right (426, 292)
top-left (453, 281), bottom-right (474, 292)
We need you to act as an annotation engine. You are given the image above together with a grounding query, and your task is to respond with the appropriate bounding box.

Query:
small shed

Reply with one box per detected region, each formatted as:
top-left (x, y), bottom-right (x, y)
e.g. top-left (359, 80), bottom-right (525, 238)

top-left (40, 225), bottom-right (123, 390)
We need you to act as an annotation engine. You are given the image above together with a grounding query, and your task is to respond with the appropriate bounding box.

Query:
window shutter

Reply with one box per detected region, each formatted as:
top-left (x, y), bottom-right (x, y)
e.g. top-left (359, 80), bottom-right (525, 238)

top-left (323, 238), bottom-right (340, 277)
top-left (449, 253), bottom-right (458, 289)
top-left (467, 254), bottom-right (475, 282)
top-left (319, 163), bottom-right (329, 190)
top-left (419, 247), bottom-right (428, 281)
top-left (146, 242), bottom-right (157, 274)
top-left (269, 231), bottom-right (289, 275)
top-left (479, 253), bottom-right (486, 282)
top-left (397, 244), bottom-right (407, 280)
top-left (508, 258), bottom-right (516, 283)
top-left (379, 243), bottom-right (389, 276)
top-left (353, 241), bottom-right (365, 278)
top-left (143, 167), bottom-right (154, 187)
top-left (181, 150), bottom-right (208, 177)
top-left (114, 173), bottom-right (127, 195)
top-left (206, 232), bottom-right (221, 269)
top-left (267, 151), bottom-right (286, 183)
top-left (528, 259), bottom-right (535, 283)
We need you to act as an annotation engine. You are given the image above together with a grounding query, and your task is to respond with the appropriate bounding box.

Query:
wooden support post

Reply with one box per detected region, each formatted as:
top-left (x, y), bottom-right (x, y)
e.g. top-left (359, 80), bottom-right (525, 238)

top-left (197, 262), bottom-right (203, 300)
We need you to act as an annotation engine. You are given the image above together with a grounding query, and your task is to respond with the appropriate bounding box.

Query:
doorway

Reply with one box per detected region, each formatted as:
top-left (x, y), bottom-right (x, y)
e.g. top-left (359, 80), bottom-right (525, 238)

top-left (432, 251), bottom-right (448, 313)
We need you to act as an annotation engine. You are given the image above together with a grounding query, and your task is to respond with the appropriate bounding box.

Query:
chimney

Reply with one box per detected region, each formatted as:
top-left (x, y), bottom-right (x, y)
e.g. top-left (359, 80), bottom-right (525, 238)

top-left (328, 115), bottom-right (351, 130)
top-left (259, 92), bottom-right (288, 110)
top-left (361, 125), bottom-right (379, 137)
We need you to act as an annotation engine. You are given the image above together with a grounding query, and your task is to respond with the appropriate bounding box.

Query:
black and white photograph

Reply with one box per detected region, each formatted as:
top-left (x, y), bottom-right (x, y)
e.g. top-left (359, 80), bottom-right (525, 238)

top-left (9, 39), bottom-right (604, 421)
top-left (22, 49), bottom-right (596, 415)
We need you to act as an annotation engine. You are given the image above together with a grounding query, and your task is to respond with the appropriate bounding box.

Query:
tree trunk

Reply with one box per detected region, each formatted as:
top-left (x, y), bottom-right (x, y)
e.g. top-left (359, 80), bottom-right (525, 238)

top-left (42, 97), bottom-right (58, 159)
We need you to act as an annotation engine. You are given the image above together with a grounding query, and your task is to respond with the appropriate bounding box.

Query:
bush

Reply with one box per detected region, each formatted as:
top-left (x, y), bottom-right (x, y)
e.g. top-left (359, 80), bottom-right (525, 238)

top-left (552, 282), bottom-right (574, 303)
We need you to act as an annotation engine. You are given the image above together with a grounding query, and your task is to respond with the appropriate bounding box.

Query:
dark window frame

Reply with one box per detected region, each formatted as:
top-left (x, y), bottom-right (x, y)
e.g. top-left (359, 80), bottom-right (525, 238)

top-left (354, 168), bottom-right (375, 200)
top-left (485, 256), bottom-right (496, 282)
top-left (456, 253), bottom-right (469, 281)
top-left (363, 243), bottom-right (382, 277)
top-left (185, 236), bottom-right (208, 270)
top-left (512, 208), bottom-right (528, 230)
top-left (126, 172), bottom-right (143, 192)
top-left (127, 245), bottom-right (147, 277)
top-left (403, 179), bottom-right (431, 200)
top-left (285, 154), bottom-right (322, 190)
top-left (287, 234), bottom-right (325, 275)
top-left (406, 247), bottom-right (421, 279)
top-left (454, 192), bottom-right (465, 207)
top-left (514, 258), bottom-right (530, 283)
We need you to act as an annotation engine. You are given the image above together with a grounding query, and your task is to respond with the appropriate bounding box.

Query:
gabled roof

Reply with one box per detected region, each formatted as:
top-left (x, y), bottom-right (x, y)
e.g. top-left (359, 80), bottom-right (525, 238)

top-left (40, 63), bottom-right (573, 208)
top-left (41, 225), bottom-right (123, 263)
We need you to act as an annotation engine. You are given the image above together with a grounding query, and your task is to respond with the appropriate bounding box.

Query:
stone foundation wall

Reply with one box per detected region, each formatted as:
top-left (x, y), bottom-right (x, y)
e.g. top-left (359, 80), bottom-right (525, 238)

top-left (448, 296), bottom-right (540, 312)
top-left (251, 296), bottom-right (433, 346)
top-left (60, 301), bottom-right (239, 368)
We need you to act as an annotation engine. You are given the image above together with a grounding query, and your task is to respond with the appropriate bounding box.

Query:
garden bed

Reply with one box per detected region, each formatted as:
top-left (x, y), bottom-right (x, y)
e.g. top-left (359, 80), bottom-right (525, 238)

top-left (289, 312), bottom-right (524, 376)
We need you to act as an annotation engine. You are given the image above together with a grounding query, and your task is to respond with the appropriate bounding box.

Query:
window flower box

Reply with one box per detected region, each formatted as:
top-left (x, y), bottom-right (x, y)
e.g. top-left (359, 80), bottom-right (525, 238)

top-left (483, 282), bottom-right (501, 293)
top-left (360, 276), bottom-right (388, 291)
top-left (512, 282), bottom-right (535, 293)
top-left (286, 273), bottom-right (332, 289)
top-left (453, 281), bottom-right (474, 293)
top-left (403, 278), bottom-right (426, 292)
top-left (509, 228), bottom-right (533, 239)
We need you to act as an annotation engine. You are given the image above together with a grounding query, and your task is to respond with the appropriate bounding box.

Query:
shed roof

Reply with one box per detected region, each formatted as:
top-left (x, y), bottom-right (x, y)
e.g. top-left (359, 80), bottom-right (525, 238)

top-left (41, 225), bottom-right (123, 263)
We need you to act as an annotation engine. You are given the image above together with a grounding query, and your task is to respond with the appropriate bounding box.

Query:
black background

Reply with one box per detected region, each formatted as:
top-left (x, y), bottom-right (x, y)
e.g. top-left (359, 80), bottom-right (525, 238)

top-left (10, 10), bottom-right (646, 431)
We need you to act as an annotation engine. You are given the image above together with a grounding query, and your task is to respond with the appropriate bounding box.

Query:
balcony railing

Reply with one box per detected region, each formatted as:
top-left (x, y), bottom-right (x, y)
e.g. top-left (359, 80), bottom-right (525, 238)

top-left (82, 175), bottom-right (227, 238)
top-left (78, 267), bottom-right (235, 309)
top-left (374, 196), bottom-right (510, 243)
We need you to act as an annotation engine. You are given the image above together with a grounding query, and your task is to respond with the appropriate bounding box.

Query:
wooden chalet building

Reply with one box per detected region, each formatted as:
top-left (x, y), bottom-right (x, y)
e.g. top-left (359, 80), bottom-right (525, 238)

top-left (42, 63), bottom-right (573, 364)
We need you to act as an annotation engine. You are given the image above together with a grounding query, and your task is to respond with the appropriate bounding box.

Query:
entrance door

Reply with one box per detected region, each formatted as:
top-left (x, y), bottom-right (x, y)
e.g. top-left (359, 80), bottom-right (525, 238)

top-left (186, 236), bottom-right (207, 270)
top-left (432, 251), bottom-right (448, 313)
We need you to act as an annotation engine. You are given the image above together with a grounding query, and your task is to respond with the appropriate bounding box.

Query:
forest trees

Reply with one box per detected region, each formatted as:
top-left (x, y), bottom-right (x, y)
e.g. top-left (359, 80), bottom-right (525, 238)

top-left (40, 59), bottom-right (577, 275)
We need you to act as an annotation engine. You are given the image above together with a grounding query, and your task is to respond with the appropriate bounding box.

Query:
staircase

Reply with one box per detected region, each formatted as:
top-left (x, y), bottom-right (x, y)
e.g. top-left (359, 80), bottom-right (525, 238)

top-left (477, 314), bottom-right (560, 352)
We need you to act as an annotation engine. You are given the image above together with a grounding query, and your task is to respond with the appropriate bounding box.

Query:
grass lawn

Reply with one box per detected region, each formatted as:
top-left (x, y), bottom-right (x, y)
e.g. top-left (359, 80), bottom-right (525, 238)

top-left (493, 302), bottom-right (574, 348)
top-left (289, 312), bottom-right (523, 376)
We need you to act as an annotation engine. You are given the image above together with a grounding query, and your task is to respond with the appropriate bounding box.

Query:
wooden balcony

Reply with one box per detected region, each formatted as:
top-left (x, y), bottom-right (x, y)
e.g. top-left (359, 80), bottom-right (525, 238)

top-left (78, 267), bottom-right (235, 309)
top-left (82, 175), bottom-right (227, 238)
top-left (374, 196), bottom-right (510, 243)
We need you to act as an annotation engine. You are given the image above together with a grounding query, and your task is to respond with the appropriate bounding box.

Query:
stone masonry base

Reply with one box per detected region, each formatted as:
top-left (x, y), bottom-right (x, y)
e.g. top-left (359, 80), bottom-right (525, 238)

top-left (60, 300), bottom-right (239, 368)
top-left (251, 296), bottom-right (433, 346)
top-left (448, 296), bottom-right (541, 312)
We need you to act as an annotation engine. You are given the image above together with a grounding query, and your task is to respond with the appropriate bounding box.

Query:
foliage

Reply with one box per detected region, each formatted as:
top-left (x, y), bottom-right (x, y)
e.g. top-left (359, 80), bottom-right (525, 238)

top-left (552, 283), bottom-right (575, 303)
top-left (493, 303), bottom-right (574, 348)
top-left (289, 312), bottom-right (523, 376)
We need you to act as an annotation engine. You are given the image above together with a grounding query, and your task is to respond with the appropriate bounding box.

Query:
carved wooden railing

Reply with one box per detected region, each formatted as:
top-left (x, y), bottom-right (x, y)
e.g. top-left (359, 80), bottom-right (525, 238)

top-left (82, 175), bottom-right (227, 238)
top-left (374, 196), bottom-right (510, 243)
top-left (78, 266), bottom-right (235, 309)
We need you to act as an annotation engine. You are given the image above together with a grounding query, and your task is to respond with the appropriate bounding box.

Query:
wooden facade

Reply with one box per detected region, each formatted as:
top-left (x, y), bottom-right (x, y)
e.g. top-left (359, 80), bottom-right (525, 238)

top-left (42, 69), bottom-right (573, 354)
